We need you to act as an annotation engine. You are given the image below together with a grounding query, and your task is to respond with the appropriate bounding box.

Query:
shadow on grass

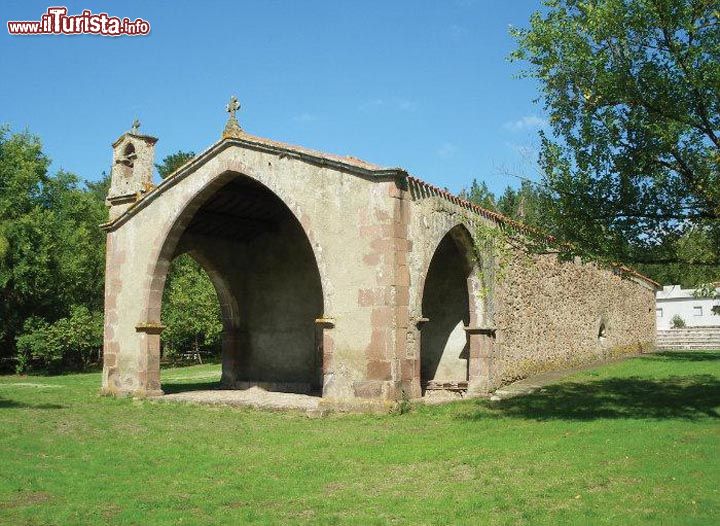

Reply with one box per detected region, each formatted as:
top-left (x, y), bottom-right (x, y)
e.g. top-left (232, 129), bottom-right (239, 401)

top-left (645, 351), bottom-right (720, 362)
top-left (0, 397), bottom-right (64, 410)
top-left (161, 381), bottom-right (220, 395)
top-left (468, 375), bottom-right (720, 421)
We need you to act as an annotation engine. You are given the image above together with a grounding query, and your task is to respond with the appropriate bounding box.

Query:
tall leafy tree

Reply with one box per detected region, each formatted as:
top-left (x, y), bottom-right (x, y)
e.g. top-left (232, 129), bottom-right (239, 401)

top-left (0, 127), bottom-right (107, 370)
top-left (496, 181), bottom-right (549, 228)
top-left (156, 151), bottom-right (195, 179)
top-left (459, 179), bottom-right (497, 210)
top-left (511, 0), bottom-right (720, 282)
top-left (460, 178), bottom-right (550, 230)
top-left (161, 254), bottom-right (223, 358)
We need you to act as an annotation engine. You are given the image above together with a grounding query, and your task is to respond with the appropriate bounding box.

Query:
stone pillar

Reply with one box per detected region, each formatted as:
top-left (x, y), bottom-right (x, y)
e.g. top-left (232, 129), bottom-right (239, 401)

top-left (466, 327), bottom-right (496, 395)
top-left (391, 179), bottom-right (413, 400)
top-left (220, 327), bottom-right (241, 387)
top-left (315, 318), bottom-right (336, 396)
top-left (352, 179), bottom-right (412, 401)
top-left (405, 317), bottom-right (428, 398)
top-left (134, 323), bottom-right (165, 396)
top-left (101, 232), bottom-right (121, 395)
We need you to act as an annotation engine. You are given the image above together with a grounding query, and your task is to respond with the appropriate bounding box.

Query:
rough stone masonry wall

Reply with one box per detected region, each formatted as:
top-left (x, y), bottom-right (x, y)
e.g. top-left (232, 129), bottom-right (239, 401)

top-left (492, 252), bottom-right (657, 386)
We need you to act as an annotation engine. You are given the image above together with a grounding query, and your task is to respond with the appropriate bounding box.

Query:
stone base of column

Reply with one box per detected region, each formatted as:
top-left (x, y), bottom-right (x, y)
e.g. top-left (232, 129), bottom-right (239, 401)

top-left (467, 377), bottom-right (493, 397)
top-left (400, 378), bottom-right (422, 399)
top-left (101, 386), bottom-right (164, 398)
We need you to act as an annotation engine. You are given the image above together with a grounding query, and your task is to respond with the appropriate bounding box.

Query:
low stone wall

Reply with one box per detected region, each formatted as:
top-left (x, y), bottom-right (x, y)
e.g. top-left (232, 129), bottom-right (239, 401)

top-left (492, 253), bottom-right (657, 388)
top-left (657, 327), bottom-right (720, 350)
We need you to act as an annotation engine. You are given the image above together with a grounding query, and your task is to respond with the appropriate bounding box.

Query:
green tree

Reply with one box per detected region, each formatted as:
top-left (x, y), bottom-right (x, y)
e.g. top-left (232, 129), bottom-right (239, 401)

top-left (161, 254), bottom-right (222, 359)
top-left (85, 171), bottom-right (111, 207)
top-left (512, 0), bottom-right (720, 282)
top-left (156, 151), bottom-right (195, 179)
top-left (0, 127), bottom-right (107, 369)
top-left (16, 306), bottom-right (103, 373)
top-left (496, 181), bottom-right (549, 227)
top-left (634, 224), bottom-right (720, 285)
top-left (459, 179), bottom-right (497, 210)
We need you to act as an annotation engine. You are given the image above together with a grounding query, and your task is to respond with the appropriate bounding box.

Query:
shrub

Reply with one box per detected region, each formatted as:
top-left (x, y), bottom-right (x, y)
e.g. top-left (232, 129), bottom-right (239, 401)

top-left (671, 315), bottom-right (686, 329)
top-left (15, 306), bottom-right (103, 373)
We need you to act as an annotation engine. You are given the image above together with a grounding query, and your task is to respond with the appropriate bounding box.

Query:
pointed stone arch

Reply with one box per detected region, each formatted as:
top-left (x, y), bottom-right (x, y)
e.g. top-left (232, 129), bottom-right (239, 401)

top-left (418, 223), bottom-right (491, 396)
top-left (135, 167), bottom-right (326, 396)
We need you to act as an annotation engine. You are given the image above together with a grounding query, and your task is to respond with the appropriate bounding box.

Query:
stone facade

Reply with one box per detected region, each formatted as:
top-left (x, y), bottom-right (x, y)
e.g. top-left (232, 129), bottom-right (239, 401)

top-left (101, 121), bottom-right (657, 405)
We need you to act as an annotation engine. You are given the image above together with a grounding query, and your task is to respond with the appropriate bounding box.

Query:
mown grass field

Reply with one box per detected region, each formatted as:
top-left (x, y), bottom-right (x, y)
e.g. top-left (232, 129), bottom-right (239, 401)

top-left (0, 351), bottom-right (718, 525)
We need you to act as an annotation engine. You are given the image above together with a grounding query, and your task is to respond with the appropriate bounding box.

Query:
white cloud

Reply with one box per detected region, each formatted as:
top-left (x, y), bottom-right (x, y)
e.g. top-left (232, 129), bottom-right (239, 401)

top-left (503, 115), bottom-right (548, 132)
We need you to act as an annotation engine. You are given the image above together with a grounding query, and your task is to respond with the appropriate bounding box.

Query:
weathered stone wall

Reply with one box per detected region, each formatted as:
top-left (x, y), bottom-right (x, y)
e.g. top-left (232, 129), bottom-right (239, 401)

top-left (405, 183), bottom-right (657, 395)
top-left (102, 138), bottom-right (405, 401)
top-left (102, 130), bottom-right (657, 405)
top-left (492, 252), bottom-right (657, 386)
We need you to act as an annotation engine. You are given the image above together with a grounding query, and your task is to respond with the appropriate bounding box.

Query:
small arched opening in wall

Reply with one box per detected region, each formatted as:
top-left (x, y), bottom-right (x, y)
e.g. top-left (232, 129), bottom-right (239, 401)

top-left (597, 318), bottom-right (608, 345)
top-left (420, 224), bottom-right (480, 397)
top-left (146, 172), bottom-right (325, 397)
top-left (116, 142), bottom-right (136, 180)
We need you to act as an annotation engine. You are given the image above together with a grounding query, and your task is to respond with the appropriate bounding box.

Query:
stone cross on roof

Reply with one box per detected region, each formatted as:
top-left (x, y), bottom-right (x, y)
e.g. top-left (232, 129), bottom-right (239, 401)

top-left (222, 95), bottom-right (243, 139)
top-left (226, 96), bottom-right (240, 118)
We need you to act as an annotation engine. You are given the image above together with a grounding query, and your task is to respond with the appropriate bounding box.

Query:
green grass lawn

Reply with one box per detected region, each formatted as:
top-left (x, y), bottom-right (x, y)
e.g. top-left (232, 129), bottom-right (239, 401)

top-left (1, 352), bottom-right (719, 525)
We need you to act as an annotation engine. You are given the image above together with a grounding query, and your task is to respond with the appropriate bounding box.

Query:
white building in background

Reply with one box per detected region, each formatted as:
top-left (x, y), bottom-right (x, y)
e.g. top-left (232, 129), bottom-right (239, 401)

top-left (655, 285), bottom-right (720, 329)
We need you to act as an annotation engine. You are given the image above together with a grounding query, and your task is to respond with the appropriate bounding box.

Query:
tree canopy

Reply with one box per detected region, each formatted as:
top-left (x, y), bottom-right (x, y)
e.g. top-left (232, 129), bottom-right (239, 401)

top-left (0, 128), bottom-right (106, 370)
top-left (161, 254), bottom-right (223, 359)
top-left (0, 128), bottom-right (218, 373)
top-left (156, 151), bottom-right (195, 179)
top-left (510, 0), bottom-right (720, 283)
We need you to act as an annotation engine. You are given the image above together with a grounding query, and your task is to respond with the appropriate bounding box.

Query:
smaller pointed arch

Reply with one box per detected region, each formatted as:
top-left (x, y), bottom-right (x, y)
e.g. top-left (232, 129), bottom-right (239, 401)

top-left (420, 223), bottom-right (483, 395)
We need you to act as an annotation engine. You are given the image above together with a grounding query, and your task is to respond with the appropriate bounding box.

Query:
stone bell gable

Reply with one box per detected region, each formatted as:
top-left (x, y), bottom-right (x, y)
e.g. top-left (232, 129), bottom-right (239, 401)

top-left (107, 119), bottom-right (158, 220)
top-left (100, 98), bottom-right (657, 406)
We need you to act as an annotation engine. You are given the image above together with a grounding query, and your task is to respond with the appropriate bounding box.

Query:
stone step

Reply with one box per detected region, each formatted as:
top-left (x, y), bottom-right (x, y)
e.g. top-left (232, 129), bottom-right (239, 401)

top-left (658, 336), bottom-right (720, 340)
top-left (657, 344), bottom-right (720, 350)
top-left (658, 340), bottom-right (720, 343)
top-left (658, 344), bottom-right (720, 348)
top-left (657, 337), bottom-right (720, 342)
top-left (657, 332), bottom-right (720, 335)
top-left (658, 325), bottom-right (720, 332)
top-left (658, 332), bottom-right (720, 336)
top-left (658, 329), bottom-right (720, 333)
top-left (658, 333), bottom-right (720, 336)
top-left (658, 342), bottom-right (720, 346)
top-left (656, 325), bottom-right (720, 351)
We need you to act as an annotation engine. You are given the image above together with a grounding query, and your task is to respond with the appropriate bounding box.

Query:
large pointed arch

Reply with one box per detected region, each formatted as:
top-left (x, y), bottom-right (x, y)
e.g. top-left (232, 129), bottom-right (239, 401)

top-left (140, 169), bottom-right (326, 395)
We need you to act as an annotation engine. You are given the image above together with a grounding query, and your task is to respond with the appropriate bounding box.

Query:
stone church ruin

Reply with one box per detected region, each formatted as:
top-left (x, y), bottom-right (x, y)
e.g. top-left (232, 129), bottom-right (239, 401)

top-left (101, 99), bottom-right (657, 406)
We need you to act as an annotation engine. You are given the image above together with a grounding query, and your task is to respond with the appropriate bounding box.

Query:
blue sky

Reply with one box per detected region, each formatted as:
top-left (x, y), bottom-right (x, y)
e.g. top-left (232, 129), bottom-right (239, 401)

top-left (1, 0), bottom-right (548, 195)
